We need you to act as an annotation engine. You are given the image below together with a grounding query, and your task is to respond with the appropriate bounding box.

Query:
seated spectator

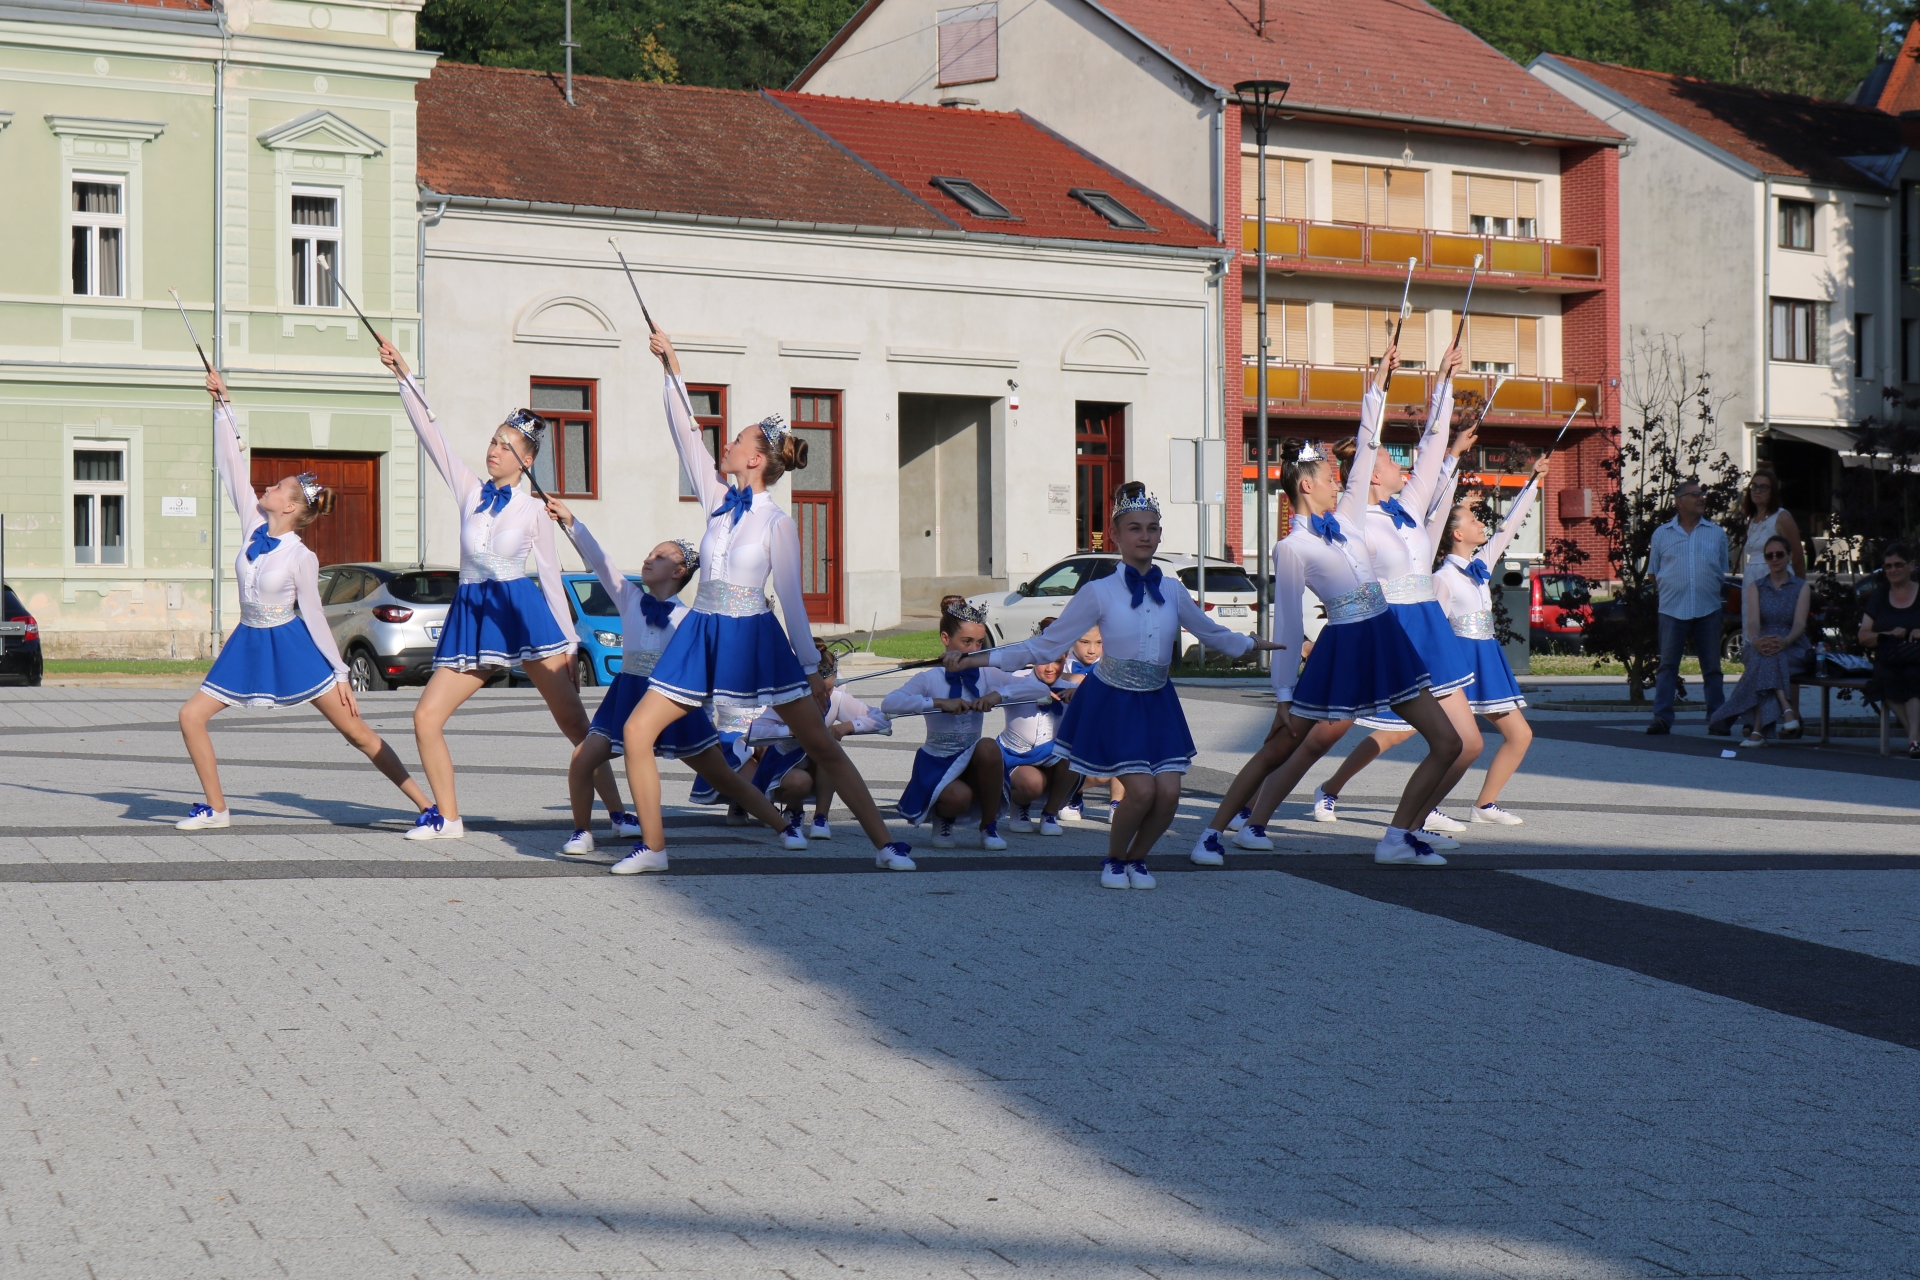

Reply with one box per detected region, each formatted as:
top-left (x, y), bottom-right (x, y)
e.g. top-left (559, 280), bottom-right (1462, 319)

top-left (1708, 536), bottom-right (1809, 747)
top-left (1860, 543), bottom-right (1920, 758)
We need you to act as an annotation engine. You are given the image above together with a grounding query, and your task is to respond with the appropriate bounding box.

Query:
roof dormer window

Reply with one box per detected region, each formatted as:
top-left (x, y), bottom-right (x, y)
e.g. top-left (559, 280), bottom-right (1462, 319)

top-left (1070, 188), bottom-right (1152, 231)
top-left (931, 176), bottom-right (1016, 220)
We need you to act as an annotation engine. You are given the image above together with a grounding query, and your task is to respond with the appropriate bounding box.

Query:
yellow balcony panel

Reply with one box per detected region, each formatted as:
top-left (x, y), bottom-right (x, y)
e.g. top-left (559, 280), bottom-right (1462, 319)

top-left (1547, 244), bottom-right (1602, 279)
top-left (1552, 382), bottom-right (1601, 414)
top-left (1431, 235), bottom-right (1482, 269)
top-left (1241, 219), bottom-right (1301, 255)
top-left (1244, 365), bottom-right (1301, 401)
top-left (1306, 224), bottom-right (1365, 261)
top-left (1492, 380), bottom-right (1546, 413)
top-left (1370, 231), bottom-right (1425, 268)
top-left (1386, 372), bottom-right (1428, 405)
top-left (1489, 239), bottom-right (1544, 274)
top-left (1306, 367), bottom-right (1367, 403)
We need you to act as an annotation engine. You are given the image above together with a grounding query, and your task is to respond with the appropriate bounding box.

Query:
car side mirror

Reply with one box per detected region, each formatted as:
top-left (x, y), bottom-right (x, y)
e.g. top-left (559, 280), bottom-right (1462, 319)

top-left (1017, 581), bottom-right (1034, 597)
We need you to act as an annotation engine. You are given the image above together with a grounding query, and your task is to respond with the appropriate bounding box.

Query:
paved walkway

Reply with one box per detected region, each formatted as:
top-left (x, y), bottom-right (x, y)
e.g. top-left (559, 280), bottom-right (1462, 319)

top-left (1, 683), bottom-right (1916, 1278)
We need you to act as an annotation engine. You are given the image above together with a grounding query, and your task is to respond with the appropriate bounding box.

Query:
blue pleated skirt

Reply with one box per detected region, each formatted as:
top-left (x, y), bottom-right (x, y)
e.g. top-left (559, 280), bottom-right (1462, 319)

top-left (898, 742), bottom-right (979, 826)
top-left (1353, 601), bottom-right (1475, 729)
top-left (648, 609), bottom-right (809, 709)
top-left (751, 743), bottom-right (809, 796)
top-left (1292, 611), bottom-right (1430, 722)
top-left (1461, 636), bottom-right (1527, 715)
top-left (586, 671), bottom-right (721, 759)
top-left (689, 733), bottom-right (754, 806)
top-left (435, 578), bottom-right (573, 671)
top-left (1054, 673), bottom-right (1195, 777)
top-left (202, 619), bottom-right (339, 708)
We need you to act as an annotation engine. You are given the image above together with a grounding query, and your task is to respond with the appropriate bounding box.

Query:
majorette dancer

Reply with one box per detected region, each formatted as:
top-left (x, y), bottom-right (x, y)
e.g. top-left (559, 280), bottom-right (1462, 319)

top-left (879, 603), bottom-right (1051, 850)
top-left (541, 499), bottom-right (822, 861)
top-left (377, 341), bottom-right (627, 842)
top-left (946, 482), bottom-right (1279, 888)
top-left (743, 643), bottom-right (892, 840)
top-left (1189, 345), bottom-right (1462, 867)
top-left (1252, 345), bottom-right (1483, 846)
top-left (998, 617), bottom-right (1072, 836)
top-left (618, 331), bottom-right (914, 873)
top-left (174, 369), bottom-right (430, 829)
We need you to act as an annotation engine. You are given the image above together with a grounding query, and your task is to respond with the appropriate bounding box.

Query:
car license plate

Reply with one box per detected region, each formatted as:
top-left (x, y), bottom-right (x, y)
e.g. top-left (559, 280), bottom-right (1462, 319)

top-left (1217, 605), bottom-right (1249, 617)
top-left (428, 625), bottom-right (443, 641)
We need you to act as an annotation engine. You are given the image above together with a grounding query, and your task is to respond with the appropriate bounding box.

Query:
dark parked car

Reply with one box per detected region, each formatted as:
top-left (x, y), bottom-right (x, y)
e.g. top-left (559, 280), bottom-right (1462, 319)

top-left (0, 585), bottom-right (41, 686)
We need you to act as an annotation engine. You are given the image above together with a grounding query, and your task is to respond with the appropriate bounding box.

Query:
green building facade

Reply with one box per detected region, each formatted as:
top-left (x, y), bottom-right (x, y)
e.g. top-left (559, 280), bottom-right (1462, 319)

top-left (0, 0), bottom-right (434, 656)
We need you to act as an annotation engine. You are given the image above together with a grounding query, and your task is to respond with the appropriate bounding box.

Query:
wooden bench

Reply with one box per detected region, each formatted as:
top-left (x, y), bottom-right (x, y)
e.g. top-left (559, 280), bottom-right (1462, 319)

top-left (1800, 674), bottom-right (1891, 755)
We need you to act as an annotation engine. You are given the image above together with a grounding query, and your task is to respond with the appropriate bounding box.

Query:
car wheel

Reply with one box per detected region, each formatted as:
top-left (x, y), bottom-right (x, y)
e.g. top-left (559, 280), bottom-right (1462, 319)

top-left (577, 652), bottom-right (597, 688)
top-left (347, 646), bottom-right (389, 692)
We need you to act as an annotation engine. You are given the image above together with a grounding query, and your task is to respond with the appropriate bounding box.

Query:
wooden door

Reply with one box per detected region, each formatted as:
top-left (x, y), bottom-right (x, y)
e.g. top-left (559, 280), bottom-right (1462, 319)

top-left (250, 451), bottom-right (381, 566)
top-left (789, 390), bottom-right (843, 623)
top-left (1075, 402), bottom-right (1127, 551)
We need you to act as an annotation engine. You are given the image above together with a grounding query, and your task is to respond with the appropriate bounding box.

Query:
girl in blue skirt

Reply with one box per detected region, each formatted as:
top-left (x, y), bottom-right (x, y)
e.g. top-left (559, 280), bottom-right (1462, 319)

top-left (617, 332), bottom-right (914, 874)
top-left (1189, 345), bottom-right (1462, 868)
top-left (541, 500), bottom-right (813, 863)
top-left (946, 485), bottom-right (1278, 889)
top-left (746, 644), bottom-right (892, 839)
top-left (174, 370), bottom-right (430, 829)
top-left (997, 624), bottom-right (1071, 836)
top-left (379, 341), bottom-right (624, 842)
top-left (1426, 453), bottom-right (1549, 825)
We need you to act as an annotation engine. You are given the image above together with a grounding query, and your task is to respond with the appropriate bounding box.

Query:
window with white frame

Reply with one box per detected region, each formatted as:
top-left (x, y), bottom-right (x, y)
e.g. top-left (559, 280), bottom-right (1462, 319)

top-left (291, 187), bottom-right (341, 307)
top-left (72, 441), bottom-right (128, 566)
top-left (71, 175), bottom-right (125, 297)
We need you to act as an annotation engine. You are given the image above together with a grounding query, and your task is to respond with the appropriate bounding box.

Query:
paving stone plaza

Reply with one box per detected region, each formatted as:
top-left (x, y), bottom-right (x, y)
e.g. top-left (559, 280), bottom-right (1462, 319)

top-left (2, 680), bottom-right (1916, 1279)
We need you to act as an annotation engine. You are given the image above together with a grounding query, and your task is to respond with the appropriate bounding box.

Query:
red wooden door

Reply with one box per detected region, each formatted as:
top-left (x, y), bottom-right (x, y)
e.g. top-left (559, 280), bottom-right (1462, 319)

top-left (789, 390), bottom-right (843, 623)
top-left (1075, 402), bottom-right (1127, 551)
top-left (250, 451), bottom-right (381, 566)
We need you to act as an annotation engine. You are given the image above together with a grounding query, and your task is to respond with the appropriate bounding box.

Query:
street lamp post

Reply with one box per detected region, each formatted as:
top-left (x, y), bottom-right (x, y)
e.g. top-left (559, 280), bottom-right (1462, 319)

top-left (1233, 79), bottom-right (1289, 661)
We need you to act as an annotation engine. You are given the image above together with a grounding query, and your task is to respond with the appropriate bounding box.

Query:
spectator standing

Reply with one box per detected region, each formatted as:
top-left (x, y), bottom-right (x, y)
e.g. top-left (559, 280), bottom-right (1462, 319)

top-left (1736, 467), bottom-right (1805, 582)
top-left (1860, 543), bottom-right (1920, 759)
top-left (1646, 477), bottom-right (1730, 734)
top-left (1708, 536), bottom-right (1809, 746)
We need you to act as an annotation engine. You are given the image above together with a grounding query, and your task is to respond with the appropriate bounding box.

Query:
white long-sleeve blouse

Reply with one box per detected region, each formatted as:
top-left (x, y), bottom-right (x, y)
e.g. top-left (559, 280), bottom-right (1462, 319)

top-left (214, 401), bottom-right (347, 681)
top-left (662, 374), bottom-right (817, 675)
top-left (987, 568), bottom-right (1254, 676)
top-left (397, 378), bottom-right (575, 651)
top-left (997, 677), bottom-right (1067, 755)
top-left (881, 666), bottom-right (1052, 751)
top-left (569, 518), bottom-right (685, 673)
top-left (1269, 385), bottom-right (1390, 704)
top-left (1378, 378), bottom-right (1455, 573)
top-left (1435, 477), bottom-right (1539, 636)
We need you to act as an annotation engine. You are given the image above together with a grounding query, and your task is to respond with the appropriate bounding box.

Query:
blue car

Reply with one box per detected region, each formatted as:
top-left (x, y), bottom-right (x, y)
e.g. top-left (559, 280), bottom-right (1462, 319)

top-left (508, 572), bottom-right (651, 688)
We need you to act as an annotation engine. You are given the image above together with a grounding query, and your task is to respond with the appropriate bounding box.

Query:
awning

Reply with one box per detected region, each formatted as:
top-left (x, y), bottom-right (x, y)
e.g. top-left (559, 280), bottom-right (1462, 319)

top-left (1765, 424), bottom-right (1860, 453)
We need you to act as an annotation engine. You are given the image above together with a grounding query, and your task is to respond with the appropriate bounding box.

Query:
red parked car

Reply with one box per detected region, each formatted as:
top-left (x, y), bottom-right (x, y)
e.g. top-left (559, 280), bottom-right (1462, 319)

top-left (1529, 572), bottom-right (1592, 654)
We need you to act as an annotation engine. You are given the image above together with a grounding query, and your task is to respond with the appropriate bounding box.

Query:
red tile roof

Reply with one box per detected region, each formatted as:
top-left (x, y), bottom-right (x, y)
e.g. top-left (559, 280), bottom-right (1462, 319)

top-left (416, 64), bottom-right (949, 231)
top-left (1874, 22), bottom-right (1920, 115)
top-left (768, 91), bottom-right (1214, 246)
top-left (1552, 56), bottom-right (1902, 186)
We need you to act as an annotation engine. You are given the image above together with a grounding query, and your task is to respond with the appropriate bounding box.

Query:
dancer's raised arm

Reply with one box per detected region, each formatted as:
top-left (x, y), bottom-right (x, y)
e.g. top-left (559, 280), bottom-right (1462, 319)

top-left (652, 332), bottom-right (728, 513)
top-left (1338, 347), bottom-right (1394, 529)
top-left (379, 340), bottom-right (478, 505)
top-left (1482, 456), bottom-right (1547, 567)
top-left (206, 371), bottom-right (262, 540)
top-left (1400, 346), bottom-right (1461, 516)
top-left (557, 510), bottom-right (639, 619)
top-left (987, 584), bottom-right (1100, 671)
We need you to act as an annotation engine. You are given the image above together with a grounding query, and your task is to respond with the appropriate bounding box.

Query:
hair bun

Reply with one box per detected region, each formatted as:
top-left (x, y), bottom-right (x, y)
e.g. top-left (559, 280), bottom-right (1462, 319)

top-left (782, 434), bottom-right (809, 474)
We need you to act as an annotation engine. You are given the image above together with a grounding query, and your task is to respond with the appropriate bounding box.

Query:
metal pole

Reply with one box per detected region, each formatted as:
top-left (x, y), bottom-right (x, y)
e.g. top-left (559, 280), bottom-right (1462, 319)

top-left (563, 0), bottom-right (576, 106)
top-left (1234, 80), bottom-right (1287, 662)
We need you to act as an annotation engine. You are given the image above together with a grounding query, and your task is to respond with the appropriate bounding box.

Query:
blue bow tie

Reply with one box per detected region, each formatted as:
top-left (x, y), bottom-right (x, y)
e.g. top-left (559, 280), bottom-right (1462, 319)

top-left (712, 485), bottom-right (753, 526)
top-left (1457, 558), bottom-right (1492, 585)
top-left (640, 594), bottom-right (676, 629)
top-left (245, 526), bottom-right (281, 562)
top-left (945, 669), bottom-right (980, 701)
top-left (475, 480), bottom-right (514, 516)
top-left (1379, 496), bottom-right (1417, 529)
top-left (1309, 512), bottom-right (1346, 545)
top-left (1123, 563), bottom-right (1165, 609)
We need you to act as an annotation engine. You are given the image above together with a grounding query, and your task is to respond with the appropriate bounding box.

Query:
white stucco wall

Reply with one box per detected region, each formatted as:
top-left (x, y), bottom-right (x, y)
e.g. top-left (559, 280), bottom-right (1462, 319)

top-left (421, 208), bottom-right (1217, 631)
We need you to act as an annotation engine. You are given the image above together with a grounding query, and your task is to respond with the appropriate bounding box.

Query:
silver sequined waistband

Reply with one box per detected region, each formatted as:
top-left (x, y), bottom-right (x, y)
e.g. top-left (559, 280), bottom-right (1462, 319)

top-left (1452, 609), bottom-right (1496, 641)
top-left (1321, 581), bottom-right (1388, 625)
top-left (712, 701), bottom-right (766, 735)
top-left (694, 580), bottom-right (769, 617)
top-left (924, 731), bottom-right (979, 756)
top-left (460, 549), bottom-right (527, 583)
top-left (1381, 572), bottom-right (1437, 605)
top-left (622, 651), bottom-right (661, 677)
top-left (239, 601), bottom-right (297, 627)
top-left (1095, 655), bottom-right (1171, 692)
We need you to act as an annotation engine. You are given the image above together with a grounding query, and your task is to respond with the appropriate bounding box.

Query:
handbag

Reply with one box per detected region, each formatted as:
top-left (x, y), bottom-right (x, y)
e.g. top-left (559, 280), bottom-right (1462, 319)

top-left (1883, 638), bottom-right (1920, 667)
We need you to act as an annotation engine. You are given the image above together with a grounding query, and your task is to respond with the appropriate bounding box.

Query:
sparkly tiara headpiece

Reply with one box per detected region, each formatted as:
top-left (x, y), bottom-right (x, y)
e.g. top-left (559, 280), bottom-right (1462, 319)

top-left (1112, 487), bottom-right (1161, 518)
top-left (1295, 441), bottom-right (1327, 464)
top-left (295, 472), bottom-right (324, 506)
top-left (754, 413), bottom-right (791, 447)
top-left (671, 538), bottom-right (700, 570)
top-left (945, 599), bottom-right (989, 625)
top-left (501, 409), bottom-right (547, 444)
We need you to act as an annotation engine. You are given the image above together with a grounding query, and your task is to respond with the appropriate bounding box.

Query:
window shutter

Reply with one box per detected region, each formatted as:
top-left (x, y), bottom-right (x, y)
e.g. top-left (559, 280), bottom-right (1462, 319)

top-left (1332, 304), bottom-right (1368, 366)
top-left (937, 3), bottom-right (998, 86)
top-left (1241, 301), bottom-right (1260, 357)
top-left (1242, 156), bottom-right (1301, 218)
top-left (1399, 310), bottom-right (1428, 367)
top-left (1516, 179), bottom-right (1538, 222)
top-left (1284, 298), bottom-right (1309, 362)
top-left (1282, 159), bottom-right (1307, 220)
top-left (1469, 314), bottom-right (1518, 365)
top-left (1470, 176), bottom-right (1516, 220)
top-left (1240, 155), bottom-right (1258, 217)
top-left (1453, 173), bottom-right (1470, 232)
top-left (1517, 316), bottom-right (1538, 377)
top-left (1366, 167), bottom-right (1387, 224)
top-left (1331, 163), bottom-right (1367, 224)
top-left (1386, 168), bottom-right (1425, 228)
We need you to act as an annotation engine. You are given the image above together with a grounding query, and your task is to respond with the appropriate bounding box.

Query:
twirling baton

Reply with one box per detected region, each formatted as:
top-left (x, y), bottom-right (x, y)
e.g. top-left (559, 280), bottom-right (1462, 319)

top-left (168, 288), bottom-right (214, 376)
top-left (327, 265), bottom-right (436, 419)
top-left (608, 237), bottom-right (704, 429)
top-left (1390, 257), bottom-right (1417, 346)
top-left (1451, 252), bottom-right (1485, 348)
top-left (1550, 397), bottom-right (1589, 450)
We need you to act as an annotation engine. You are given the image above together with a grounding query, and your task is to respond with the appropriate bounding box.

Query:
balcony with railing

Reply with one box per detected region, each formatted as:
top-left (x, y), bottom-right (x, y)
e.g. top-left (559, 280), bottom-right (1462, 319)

top-left (1243, 364), bottom-right (1601, 429)
top-left (1240, 218), bottom-right (1603, 290)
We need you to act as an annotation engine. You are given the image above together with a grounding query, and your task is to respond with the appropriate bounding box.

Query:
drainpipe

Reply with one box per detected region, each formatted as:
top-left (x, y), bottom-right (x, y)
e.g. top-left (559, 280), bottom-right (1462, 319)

top-left (1761, 176), bottom-right (1772, 474)
top-left (415, 194), bottom-right (449, 565)
top-left (210, 0), bottom-right (228, 650)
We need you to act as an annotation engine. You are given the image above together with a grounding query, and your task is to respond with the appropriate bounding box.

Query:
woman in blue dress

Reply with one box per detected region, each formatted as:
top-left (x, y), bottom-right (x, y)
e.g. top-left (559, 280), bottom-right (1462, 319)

top-left (174, 369), bottom-right (430, 829)
top-left (378, 341), bottom-right (627, 842)
top-left (615, 332), bottom-right (915, 874)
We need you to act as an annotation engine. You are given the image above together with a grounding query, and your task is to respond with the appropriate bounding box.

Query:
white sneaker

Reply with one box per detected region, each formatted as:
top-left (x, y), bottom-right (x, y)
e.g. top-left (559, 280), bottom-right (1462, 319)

top-left (932, 820), bottom-right (956, 849)
top-left (609, 811), bottom-right (641, 838)
top-left (1226, 805), bottom-right (1253, 833)
top-left (1005, 807), bottom-right (1037, 834)
top-left (1421, 830), bottom-right (1461, 851)
top-left (1125, 861), bottom-right (1156, 890)
top-left (1061, 802), bottom-right (1084, 822)
top-left (780, 821), bottom-right (809, 851)
top-left (1191, 830), bottom-right (1226, 867)
top-left (610, 843), bottom-right (668, 874)
top-left (1310, 787), bottom-right (1338, 823)
top-left (174, 803), bottom-right (230, 831)
top-left (808, 816), bottom-right (832, 841)
top-left (404, 807), bottom-right (464, 841)
top-left (561, 829), bottom-right (595, 856)
top-left (1100, 858), bottom-right (1130, 889)
top-left (1740, 731), bottom-right (1767, 748)
top-left (1423, 808), bottom-right (1466, 834)
top-left (1375, 829), bottom-right (1446, 866)
top-left (1472, 803), bottom-right (1523, 826)
top-left (1231, 823), bottom-right (1273, 851)
top-left (875, 842), bottom-right (916, 871)
top-left (1038, 812), bottom-right (1065, 837)
top-left (980, 822), bottom-right (1008, 851)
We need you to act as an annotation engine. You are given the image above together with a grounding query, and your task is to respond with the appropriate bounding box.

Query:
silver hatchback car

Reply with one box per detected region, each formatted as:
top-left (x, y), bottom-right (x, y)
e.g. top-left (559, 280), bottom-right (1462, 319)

top-left (315, 562), bottom-right (460, 690)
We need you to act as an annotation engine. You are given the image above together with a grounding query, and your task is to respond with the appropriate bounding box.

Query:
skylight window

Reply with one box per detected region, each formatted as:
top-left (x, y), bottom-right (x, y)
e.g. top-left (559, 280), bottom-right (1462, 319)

top-left (1070, 188), bottom-right (1153, 231)
top-left (931, 176), bottom-right (1017, 220)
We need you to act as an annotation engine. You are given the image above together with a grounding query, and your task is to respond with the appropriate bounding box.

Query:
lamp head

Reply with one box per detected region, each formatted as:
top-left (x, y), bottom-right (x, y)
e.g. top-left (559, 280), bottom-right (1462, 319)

top-left (1233, 79), bottom-right (1291, 106)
